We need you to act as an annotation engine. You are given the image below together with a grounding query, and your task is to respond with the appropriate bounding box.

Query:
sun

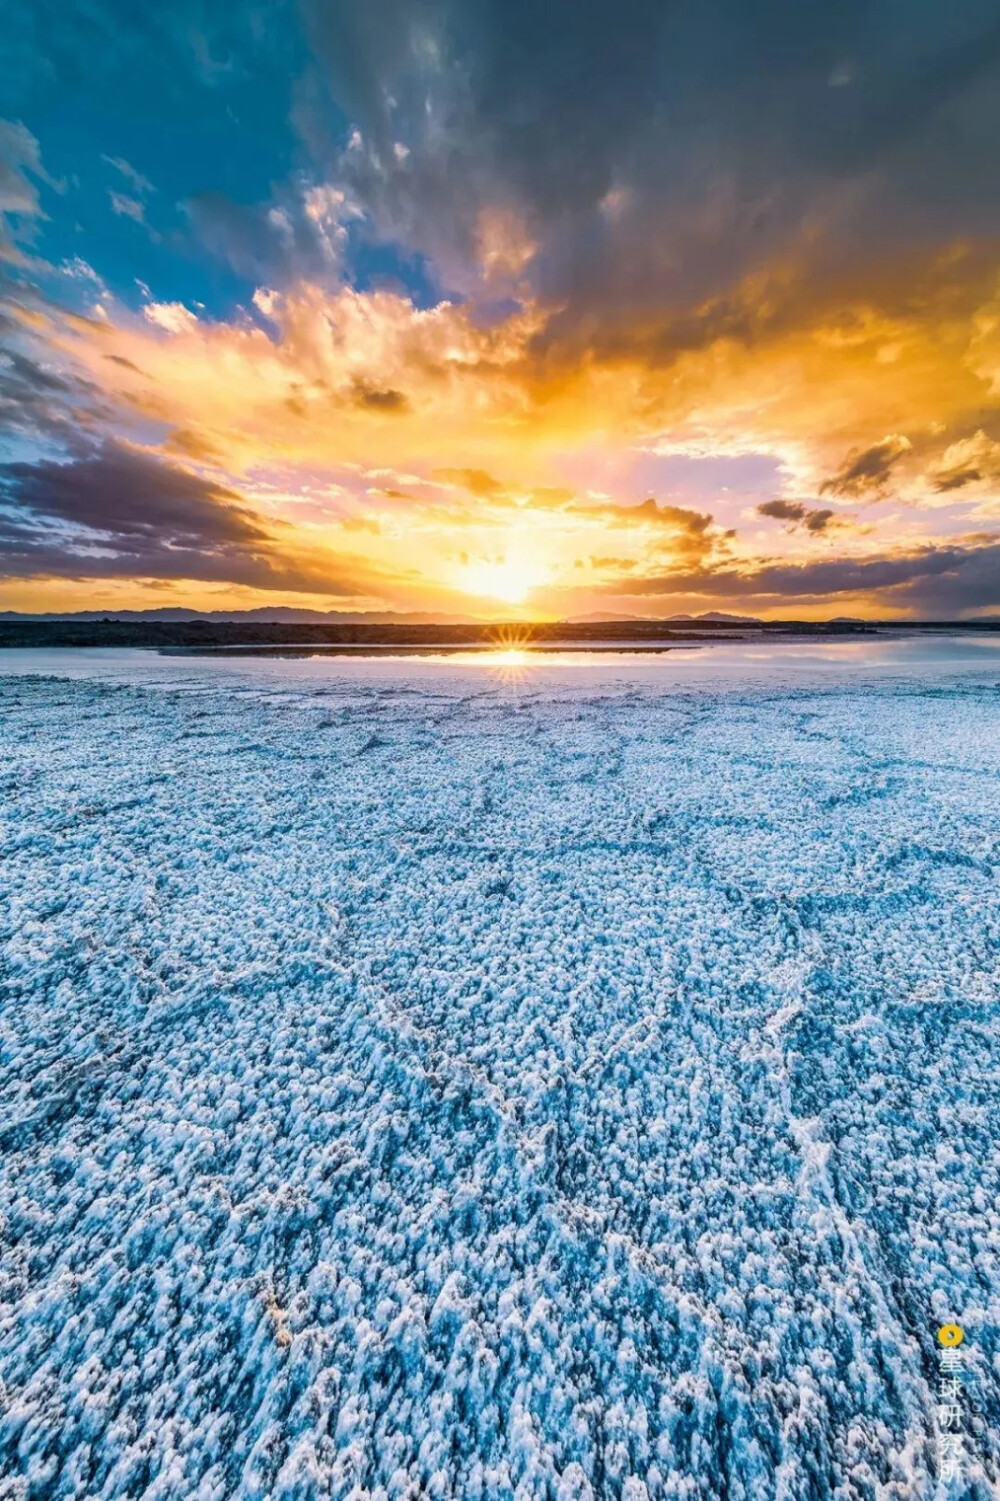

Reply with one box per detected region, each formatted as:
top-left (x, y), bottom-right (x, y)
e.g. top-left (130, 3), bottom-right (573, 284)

top-left (458, 555), bottom-right (545, 606)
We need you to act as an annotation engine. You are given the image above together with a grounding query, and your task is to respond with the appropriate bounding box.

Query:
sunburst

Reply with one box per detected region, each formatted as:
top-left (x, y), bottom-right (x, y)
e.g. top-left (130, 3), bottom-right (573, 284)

top-left (485, 625), bottom-right (536, 679)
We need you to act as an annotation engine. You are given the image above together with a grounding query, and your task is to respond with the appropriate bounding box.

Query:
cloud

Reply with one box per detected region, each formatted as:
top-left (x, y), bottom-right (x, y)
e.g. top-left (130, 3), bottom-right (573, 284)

top-left (758, 498), bottom-right (837, 534)
top-left (0, 347), bottom-right (91, 444)
top-left (184, 182), bottom-right (359, 287)
top-left (820, 435), bottom-right (912, 498)
top-left (424, 470), bottom-right (721, 557)
top-left (163, 426), bottom-right (225, 462)
top-left (0, 118), bottom-right (57, 268)
top-left (109, 191), bottom-right (146, 223)
top-left (617, 497), bottom-right (713, 534)
top-left (609, 535), bottom-right (1000, 615)
top-left (434, 468), bottom-right (506, 497)
top-left (1, 440), bottom-right (267, 544)
top-left (434, 469), bottom-right (714, 531)
top-left (7, 6), bottom-right (1000, 615)
top-left (0, 307), bottom-right (117, 448)
top-left (0, 441), bottom-right (375, 594)
top-left (101, 154), bottom-right (154, 196)
top-left (143, 301), bottom-right (200, 334)
top-left (352, 381), bottom-right (408, 411)
top-left (299, 0), bottom-right (1000, 344)
top-left (929, 429), bottom-right (1000, 492)
top-left (9, 170), bottom-right (999, 617)
top-left (0, 119), bottom-right (47, 222)
top-left (58, 282), bottom-right (544, 477)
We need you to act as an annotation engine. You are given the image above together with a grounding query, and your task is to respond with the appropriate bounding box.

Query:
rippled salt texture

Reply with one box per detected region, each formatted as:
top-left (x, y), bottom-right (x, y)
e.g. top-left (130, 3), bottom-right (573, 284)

top-left (1, 649), bottom-right (998, 1498)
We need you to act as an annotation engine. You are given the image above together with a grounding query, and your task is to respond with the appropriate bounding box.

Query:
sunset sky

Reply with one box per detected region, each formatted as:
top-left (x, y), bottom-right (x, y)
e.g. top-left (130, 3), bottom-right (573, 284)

top-left (4, 0), bottom-right (1000, 618)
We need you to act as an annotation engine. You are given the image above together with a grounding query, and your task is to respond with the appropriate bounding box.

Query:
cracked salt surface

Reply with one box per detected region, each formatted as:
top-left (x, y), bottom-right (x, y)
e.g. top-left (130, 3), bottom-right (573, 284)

top-left (1, 643), bottom-right (998, 1499)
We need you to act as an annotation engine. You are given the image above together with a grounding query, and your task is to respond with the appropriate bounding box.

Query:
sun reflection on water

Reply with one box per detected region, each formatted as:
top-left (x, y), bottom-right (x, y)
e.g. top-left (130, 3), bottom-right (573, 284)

top-left (485, 646), bottom-right (534, 683)
top-left (484, 630), bottom-right (536, 679)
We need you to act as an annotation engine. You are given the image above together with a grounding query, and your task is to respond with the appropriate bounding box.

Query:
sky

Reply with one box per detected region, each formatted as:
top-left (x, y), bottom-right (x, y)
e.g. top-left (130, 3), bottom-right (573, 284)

top-left (3, 1), bottom-right (1000, 618)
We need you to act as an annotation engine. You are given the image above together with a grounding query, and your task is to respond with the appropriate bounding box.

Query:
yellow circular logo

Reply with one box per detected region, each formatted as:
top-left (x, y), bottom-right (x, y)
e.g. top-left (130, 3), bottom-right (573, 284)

top-left (937, 1324), bottom-right (965, 1347)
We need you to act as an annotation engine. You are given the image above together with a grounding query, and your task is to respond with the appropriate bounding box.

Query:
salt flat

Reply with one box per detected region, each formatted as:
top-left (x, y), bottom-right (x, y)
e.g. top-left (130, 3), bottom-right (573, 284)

top-left (1, 646), bottom-right (998, 1499)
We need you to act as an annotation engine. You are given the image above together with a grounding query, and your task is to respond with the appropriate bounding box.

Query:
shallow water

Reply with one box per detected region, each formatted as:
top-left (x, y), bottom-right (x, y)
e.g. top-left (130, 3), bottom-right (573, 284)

top-left (3, 630), bottom-right (1000, 698)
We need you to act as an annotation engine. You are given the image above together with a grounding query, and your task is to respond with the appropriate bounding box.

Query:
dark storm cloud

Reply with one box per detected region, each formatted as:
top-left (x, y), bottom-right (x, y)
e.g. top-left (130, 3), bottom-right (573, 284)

top-left (301, 0), bottom-right (1000, 344)
top-left (0, 442), bottom-right (362, 592)
top-left (758, 499), bottom-right (836, 534)
top-left (1, 442), bottom-right (265, 546)
top-left (617, 537), bottom-right (1000, 614)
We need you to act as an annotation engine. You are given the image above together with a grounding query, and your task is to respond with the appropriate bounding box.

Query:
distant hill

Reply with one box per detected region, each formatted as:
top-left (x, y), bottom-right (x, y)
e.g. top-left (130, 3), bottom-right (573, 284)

top-left (569, 611), bottom-right (764, 625)
top-left (1, 607), bottom-right (767, 626)
top-left (0, 607), bottom-right (477, 625)
top-left (665, 612), bottom-right (764, 625)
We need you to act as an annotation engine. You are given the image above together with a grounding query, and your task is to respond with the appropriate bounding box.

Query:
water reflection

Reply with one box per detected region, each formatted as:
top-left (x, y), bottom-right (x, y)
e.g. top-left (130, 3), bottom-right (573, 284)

top-left (3, 632), bottom-right (1000, 696)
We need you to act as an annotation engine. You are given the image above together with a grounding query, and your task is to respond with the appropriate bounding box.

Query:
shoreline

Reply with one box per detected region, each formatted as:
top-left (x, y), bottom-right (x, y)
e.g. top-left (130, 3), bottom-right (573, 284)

top-left (3, 619), bottom-right (999, 654)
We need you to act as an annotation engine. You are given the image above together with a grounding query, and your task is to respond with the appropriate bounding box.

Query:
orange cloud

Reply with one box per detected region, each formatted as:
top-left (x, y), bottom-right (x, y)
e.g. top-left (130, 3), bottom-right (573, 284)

top-left (8, 228), bottom-right (1000, 618)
